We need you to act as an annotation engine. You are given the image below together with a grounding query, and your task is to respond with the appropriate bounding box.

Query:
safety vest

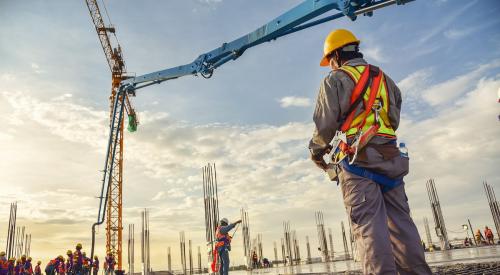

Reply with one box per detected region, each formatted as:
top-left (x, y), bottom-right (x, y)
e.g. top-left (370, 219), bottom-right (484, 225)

top-left (215, 226), bottom-right (232, 249)
top-left (338, 64), bottom-right (396, 139)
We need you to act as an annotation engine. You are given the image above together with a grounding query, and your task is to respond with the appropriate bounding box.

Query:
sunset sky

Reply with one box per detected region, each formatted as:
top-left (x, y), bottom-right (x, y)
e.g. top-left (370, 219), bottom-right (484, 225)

top-left (1, 0), bottom-right (500, 271)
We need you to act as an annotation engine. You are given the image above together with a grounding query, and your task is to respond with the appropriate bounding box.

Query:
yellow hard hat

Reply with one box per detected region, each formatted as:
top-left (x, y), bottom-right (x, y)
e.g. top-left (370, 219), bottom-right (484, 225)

top-left (76, 243), bottom-right (82, 249)
top-left (320, 29), bottom-right (360, 66)
top-left (0, 251), bottom-right (5, 256)
top-left (67, 250), bottom-right (72, 255)
top-left (21, 255), bottom-right (26, 259)
top-left (94, 256), bottom-right (98, 260)
top-left (28, 257), bottom-right (32, 261)
top-left (58, 255), bottom-right (64, 260)
top-left (37, 261), bottom-right (41, 265)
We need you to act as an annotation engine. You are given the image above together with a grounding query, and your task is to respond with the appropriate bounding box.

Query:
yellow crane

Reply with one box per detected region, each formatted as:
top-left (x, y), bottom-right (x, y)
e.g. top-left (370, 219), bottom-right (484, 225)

top-left (84, 0), bottom-right (138, 272)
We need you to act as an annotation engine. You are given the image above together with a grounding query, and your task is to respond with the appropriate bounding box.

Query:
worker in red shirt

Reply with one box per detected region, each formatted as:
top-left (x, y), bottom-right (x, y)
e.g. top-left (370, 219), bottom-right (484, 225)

top-left (33, 262), bottom-right (41, 275)
top-left (485, 226), bottom-right (495, 245)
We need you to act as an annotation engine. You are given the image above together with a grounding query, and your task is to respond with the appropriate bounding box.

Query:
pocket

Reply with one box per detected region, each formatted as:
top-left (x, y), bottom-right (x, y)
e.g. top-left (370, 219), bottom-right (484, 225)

top-left (345, 190), bottom-right (367, 225)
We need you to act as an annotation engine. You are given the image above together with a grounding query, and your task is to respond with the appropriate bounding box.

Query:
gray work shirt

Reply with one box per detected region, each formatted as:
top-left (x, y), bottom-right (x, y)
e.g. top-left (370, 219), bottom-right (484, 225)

top-left (308, 58), bottom-right (402, 156)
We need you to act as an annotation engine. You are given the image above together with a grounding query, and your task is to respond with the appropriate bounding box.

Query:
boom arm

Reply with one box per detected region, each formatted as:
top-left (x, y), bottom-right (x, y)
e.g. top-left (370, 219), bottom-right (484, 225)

top-left (120, 0), bottom-right (413, 92)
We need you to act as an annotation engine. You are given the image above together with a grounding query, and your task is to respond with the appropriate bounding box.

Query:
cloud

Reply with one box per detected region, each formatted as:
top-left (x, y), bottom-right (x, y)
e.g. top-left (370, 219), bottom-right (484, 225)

top-left (444, 20), bottom-right (499, 40)
top-left (151, 191), bottom-right (165, 201)
top-left (278, 96), bottom-right (311, 108)
top-left (421, 59), bottom-right (500, 106)
top-left (364, 46), bottom-right (387, 63)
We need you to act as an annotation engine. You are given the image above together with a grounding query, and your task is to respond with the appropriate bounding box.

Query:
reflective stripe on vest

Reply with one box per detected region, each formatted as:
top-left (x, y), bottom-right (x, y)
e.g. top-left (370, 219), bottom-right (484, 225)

top-left (339, 65), bottom-right (396, 138)
top-left (215, 226), bottom-right (232, 248)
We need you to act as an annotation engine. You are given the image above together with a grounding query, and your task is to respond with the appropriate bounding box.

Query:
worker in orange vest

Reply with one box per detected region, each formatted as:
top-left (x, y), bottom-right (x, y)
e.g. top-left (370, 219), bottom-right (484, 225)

top-left (214, 218), bottom-right (241, 275)
top-left (485, 226), bottom-right (494, 245)
top-left (309, 29), bottom-right (431, 274)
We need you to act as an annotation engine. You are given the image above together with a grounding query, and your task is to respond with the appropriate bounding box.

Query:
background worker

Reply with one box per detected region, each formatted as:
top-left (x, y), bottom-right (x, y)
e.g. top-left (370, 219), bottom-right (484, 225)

top-left (104, 253), bottom-right (115, 275)
top-left (34, 262), bottom-right (41, 275)
top-left (309, 29), bottom-right (431, 274)
top-left (215, 218), bottom-right (241, 275)
top-left (24, 257), bottom-right (33, 275)
top-left (73, 244), bottom-right (83, 275)
top-left (91, 256), bottom-right (98, 275)
top-left (0, 252), bottom-right (7, 275)
top-left (65, 250), bottom-right (73, 275)
top-left (485, 226), bottom-right (494, 245)
top-left (476, 229), bottom-right (485, 245)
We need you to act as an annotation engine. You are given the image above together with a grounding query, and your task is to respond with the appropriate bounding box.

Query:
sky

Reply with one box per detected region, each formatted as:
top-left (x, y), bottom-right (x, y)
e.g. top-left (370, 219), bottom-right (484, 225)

top-left (1, 0), bottom-right (500, 271)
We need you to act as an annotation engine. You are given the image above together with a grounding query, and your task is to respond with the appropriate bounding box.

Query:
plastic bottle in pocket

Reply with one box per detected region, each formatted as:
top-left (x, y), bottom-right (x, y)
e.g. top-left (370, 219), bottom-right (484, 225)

top-left (399, 142), bottom-right (409, 158)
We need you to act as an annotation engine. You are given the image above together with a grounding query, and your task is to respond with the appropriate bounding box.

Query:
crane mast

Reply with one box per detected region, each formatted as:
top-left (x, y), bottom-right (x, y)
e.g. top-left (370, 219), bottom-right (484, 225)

top-left (85, 0), bottom-right (137, 272)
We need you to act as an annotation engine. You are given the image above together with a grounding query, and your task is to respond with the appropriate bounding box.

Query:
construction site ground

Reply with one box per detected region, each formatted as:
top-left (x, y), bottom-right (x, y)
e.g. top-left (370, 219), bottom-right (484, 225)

top-left (241, 245), bottom-right (500, 275)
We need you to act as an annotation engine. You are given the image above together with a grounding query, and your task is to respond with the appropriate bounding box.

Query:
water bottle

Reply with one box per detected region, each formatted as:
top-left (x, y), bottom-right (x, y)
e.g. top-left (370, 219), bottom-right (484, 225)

top-left (399, 142), bottom-right (409, 158)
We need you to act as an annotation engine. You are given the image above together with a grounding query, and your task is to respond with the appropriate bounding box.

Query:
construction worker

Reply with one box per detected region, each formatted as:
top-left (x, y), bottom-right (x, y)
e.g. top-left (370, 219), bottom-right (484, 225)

top-left (485, 226), bottom-right (494, 245)
top-left (91, 257), bottom-right (98, 275)
top-left (14, 259), bottom-right (23, 275)
top-left (7, 258), bottom-right (15, 275)
top-left (475, 229), bottom-right (485, 245)
top-left (23, 257), bottom-right (33, 275)
top-left (104, 253), bottom-right (115, 275)
top-left (0, 252), bottom-right (7, 275)
top-left (73, 244), bottom-right (83, 275)
top-left (65, 250), bottom-right (73, 275)
top-left (309, 29), bottom-right (431, 274)
top-left (45, 256), bottom-right (62, 275)
top-left (34, 262), bottom-right (41, 275)
top-left (81, 253), bottom-right (90, 275)
top-left (215, 218), bottom-right (241, 275)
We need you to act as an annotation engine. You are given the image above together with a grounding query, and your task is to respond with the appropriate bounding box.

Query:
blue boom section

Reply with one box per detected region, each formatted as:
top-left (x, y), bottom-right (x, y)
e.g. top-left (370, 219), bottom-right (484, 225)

top-left (120, 0), bottom-right (413, 91)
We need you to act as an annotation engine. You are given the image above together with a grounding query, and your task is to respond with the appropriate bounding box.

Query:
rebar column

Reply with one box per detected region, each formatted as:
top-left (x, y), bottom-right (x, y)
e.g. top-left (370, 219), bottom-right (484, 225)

top-left (141, 209), bottom-right (150, 275)
top-left (197, 246), bottom-right (202, 274)
top-left (5, 202), bottom-right (17, 258)
top-left (241, 209), bottom-right (251, 269)
top-left (180, 231), bottom-right (187, 275)
top-left (280, 238), bottom-right (286, 266)
top-left (128, 224), bottom-right (134, 275)
top-left (305, 236), bottom-right (311, 263)
top-left (202, 163), bottom-right (220, 274)
top-left (484, 181), bottom-right (500, 240)
top-left (283, 222), bottom-right (294, 265)
top-left (426, 179), bottom-right (450, 250)
top-left (189, 240), bottom-right (193, 275)
top-left (315, 211), bottom-right (329, 262)
top-left (328, 228), bottom-right (334, 260)
top-left (273, 241), bottom-right (278, 264)
top-left (341, 221), bottom-right (350, 260)
top-left (167, 247), bottom-right (172, 273)
top-left (423, 217), bottom-right (433, 249)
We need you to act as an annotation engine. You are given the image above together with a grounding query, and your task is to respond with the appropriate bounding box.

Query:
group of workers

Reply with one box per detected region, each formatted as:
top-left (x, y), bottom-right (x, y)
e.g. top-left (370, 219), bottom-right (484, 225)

top-left (0, 253), bottom-right (40, 275)
top-left (0, 244), bottom-right (117, 275)
top-left (474, 226), bottom-right (496, 245)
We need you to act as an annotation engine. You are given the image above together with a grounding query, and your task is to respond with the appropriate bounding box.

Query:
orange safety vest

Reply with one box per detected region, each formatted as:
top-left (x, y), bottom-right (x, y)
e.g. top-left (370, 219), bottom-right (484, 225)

top-left (338, 64), bottom-right (396, 139)
top-left (215, 226), bottom-right (232, 249)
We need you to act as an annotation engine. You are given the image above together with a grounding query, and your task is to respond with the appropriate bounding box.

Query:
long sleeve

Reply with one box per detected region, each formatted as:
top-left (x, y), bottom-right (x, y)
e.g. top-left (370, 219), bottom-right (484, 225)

top-left (219, 223), bottom-right (236, 234)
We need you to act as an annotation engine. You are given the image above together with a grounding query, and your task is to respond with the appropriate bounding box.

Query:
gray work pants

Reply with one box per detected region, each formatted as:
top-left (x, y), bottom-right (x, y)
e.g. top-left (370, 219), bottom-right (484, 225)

top-left (340, 170), bottom-right (432, 275)
top-left (218, 248), bottom-right (229, 275)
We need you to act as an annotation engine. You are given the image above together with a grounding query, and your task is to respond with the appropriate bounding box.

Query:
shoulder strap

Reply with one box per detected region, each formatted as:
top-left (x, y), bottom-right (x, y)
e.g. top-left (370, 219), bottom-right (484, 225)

top-left (340, 65), bottom-right (380, 132)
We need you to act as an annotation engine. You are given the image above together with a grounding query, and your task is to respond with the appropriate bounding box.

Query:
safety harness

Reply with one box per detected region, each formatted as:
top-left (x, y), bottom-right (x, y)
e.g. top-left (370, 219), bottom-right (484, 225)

top-left (328, 64), bottom-right (402, 192)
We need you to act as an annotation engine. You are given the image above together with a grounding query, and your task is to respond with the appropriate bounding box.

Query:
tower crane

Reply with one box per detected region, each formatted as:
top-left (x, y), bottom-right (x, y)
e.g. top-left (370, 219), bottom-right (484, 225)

top-left (85, 0), bottom-right (138, 273)
top-left (89, 0), bottom-right (415, 271)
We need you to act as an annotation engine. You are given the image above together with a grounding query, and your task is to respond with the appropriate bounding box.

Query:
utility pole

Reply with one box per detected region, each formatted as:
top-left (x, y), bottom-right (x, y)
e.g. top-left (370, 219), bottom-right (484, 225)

top-left (241, 209), bottom-right (251, 270)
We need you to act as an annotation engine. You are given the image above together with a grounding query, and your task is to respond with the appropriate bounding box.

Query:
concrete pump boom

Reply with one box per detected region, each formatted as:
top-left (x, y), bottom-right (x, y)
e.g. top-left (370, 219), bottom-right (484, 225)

top-left (91, 0), bottom-right (414, 271)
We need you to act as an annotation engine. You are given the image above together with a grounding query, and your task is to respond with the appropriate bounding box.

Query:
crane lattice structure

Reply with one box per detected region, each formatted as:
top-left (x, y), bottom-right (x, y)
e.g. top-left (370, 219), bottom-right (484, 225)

top-left (85, 0), bottom-right (138, 271)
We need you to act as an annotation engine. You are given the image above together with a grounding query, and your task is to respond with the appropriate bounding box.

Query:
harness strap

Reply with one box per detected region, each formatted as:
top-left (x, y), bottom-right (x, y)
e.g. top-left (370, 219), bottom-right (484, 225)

top-left (340, 159), bottom-right (402, 193)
